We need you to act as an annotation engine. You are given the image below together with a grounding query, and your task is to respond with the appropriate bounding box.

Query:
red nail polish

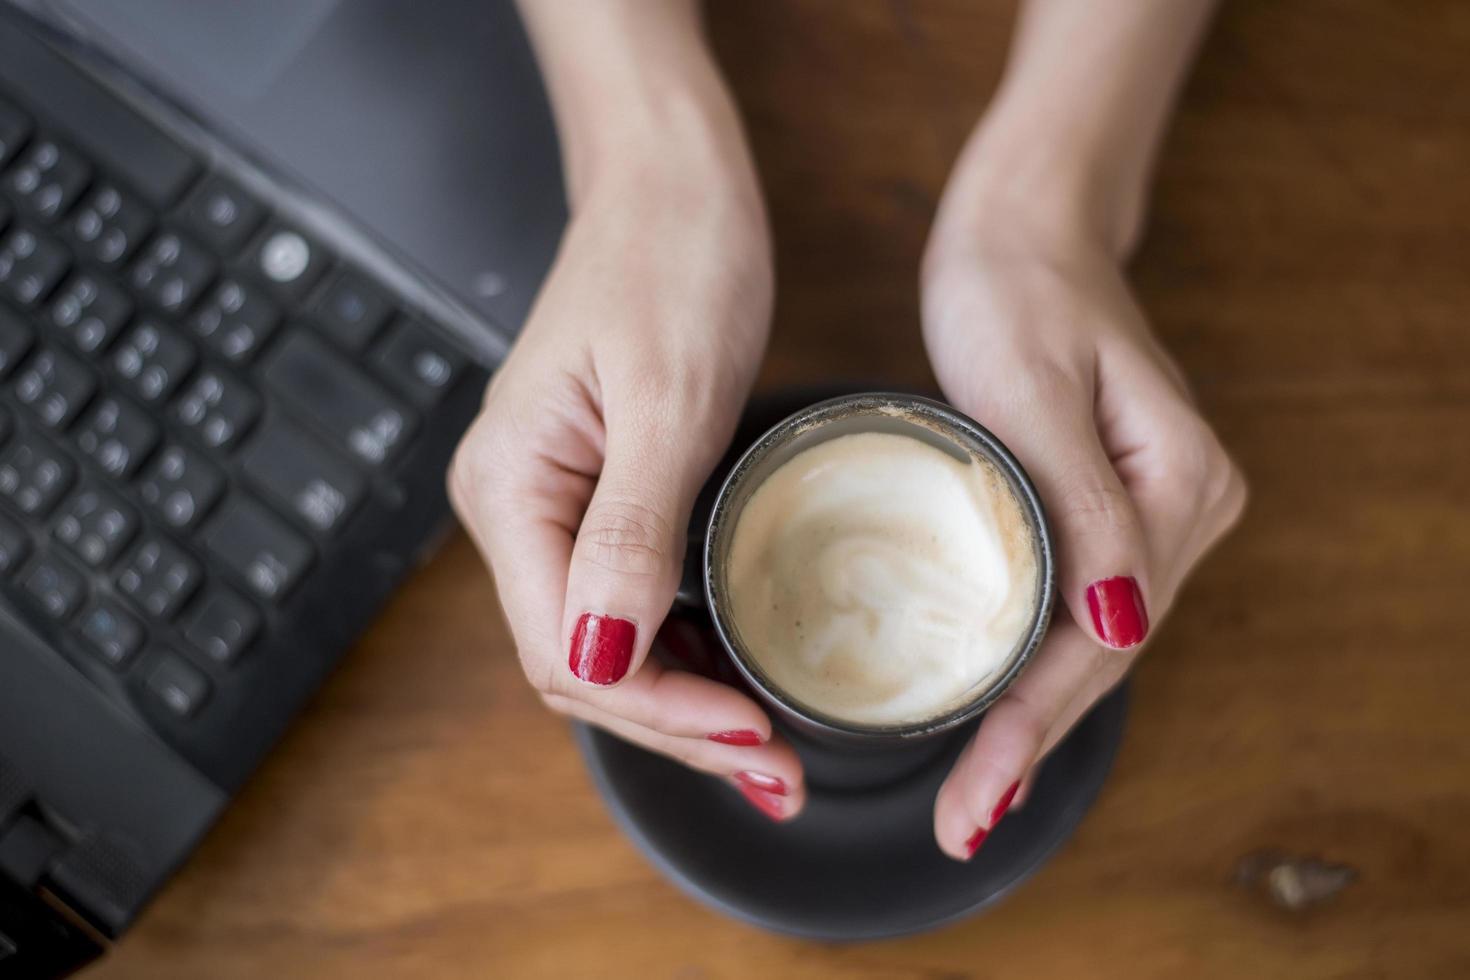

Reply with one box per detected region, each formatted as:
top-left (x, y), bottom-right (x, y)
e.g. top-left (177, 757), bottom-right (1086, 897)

top-left (734, 771), bottom-right (788, 796)
top-left (737, 782), bottom-right (786, 822)
top-left (990, 781), bottom-right (1021, 826)
top-left (964, 826), bottom-right (989, 859)
top-left (708, 729), bottom-right (764, 746)
top-left (1085, 576), bottom-right (1149, 648)
top-left (568, 613), bottom-right (636, 685)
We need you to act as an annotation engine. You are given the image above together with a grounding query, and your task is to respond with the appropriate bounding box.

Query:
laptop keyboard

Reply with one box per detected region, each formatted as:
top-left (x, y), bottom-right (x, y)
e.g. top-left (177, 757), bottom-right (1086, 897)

top-left (0, 61), bottom-right (482, 784)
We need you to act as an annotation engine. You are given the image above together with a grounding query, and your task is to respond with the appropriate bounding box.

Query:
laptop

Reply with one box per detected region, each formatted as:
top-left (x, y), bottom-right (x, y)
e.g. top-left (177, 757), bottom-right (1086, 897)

top-left (0, 1), bottom-right (564, 973)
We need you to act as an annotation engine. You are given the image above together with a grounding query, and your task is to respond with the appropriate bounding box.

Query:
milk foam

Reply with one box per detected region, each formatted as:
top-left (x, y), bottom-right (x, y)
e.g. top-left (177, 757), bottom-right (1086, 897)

top-left (726, 431), bottom-right (1038, 726)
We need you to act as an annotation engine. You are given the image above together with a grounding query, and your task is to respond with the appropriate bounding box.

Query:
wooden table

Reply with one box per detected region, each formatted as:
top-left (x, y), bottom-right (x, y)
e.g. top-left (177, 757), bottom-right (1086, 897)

top-left (94, 2), bottom-right (1470, 976)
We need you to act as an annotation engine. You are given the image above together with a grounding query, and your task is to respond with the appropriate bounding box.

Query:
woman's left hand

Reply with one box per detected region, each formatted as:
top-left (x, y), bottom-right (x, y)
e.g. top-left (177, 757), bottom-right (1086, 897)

top-left (921, 200), bottom-right (1247, 861)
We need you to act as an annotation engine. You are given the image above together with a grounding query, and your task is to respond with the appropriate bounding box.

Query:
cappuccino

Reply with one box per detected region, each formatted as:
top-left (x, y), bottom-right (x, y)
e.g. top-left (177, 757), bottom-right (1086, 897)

top-left (725, 431), bottom-right (1039, 726)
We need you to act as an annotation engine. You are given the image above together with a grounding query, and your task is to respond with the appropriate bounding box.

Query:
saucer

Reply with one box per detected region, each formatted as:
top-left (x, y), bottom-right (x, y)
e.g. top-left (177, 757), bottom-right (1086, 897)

top-left (575, 385), bottom-right (1131, 939)
top-left (574, 681), bottom-right (1129, 940)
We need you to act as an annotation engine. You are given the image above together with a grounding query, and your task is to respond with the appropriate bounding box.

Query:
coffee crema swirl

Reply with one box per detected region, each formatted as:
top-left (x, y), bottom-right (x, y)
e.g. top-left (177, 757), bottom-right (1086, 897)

top-left (726, 431), bottom-right (1038, 726)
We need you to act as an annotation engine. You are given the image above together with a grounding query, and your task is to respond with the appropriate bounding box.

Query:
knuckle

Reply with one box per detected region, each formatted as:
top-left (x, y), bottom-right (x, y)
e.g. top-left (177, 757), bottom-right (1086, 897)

top-left (1214, 457), bottom-right (1250, 527)
top-left (448, 420), bottom-right (511, 515)
top-left (579, 496), bottom-right (675, 579)
top-left (1056, 473), bottom-right (1138, 539)
top-left (1166, 418), bottom-right (1249, 526)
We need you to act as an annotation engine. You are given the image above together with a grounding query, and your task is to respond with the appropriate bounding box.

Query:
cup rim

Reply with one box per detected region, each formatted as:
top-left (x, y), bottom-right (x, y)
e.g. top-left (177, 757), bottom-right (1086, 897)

top-left (703, 392), bottom-right (1057, 740)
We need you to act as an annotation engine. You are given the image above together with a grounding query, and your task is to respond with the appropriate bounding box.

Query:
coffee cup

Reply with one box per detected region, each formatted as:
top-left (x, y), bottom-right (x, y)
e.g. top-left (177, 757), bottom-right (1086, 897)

top-left (699, 393), bottom-right (1056, 753)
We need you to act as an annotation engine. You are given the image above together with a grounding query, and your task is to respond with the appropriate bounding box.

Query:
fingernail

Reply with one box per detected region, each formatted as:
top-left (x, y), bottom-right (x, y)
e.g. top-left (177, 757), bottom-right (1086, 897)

top-left (568, 613), bottom-right (636, 685)
top-left (708, 729), bottom-right (764, 746)
top-left (965, 781), bottom-right (1022, 860)
top-left (1085, 576), bottom-right (1149, 648)
top-left (990, 780), bottom-right (1021, 825)
top-left (737, 782), bottom-right (786, 822)
top-left (734, 771), bottom-right (788, 796)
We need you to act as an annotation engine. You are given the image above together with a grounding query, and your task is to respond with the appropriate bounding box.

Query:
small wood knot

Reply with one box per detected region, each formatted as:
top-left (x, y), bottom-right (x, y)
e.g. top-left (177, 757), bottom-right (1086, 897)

top-left (1233, 848), bottom-right (1359, 911)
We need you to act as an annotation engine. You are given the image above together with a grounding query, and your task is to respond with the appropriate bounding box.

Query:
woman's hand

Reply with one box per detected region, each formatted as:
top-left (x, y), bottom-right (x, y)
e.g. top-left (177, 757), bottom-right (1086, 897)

top-left (921, 201), bottom-right (1246, 860)
top-left (450, 169), bottom-right (808, 819)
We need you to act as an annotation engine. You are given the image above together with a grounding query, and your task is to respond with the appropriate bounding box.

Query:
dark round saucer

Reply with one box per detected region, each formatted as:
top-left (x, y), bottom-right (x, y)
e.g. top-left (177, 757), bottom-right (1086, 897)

top-left (574, 681), bottom-right (1129, 941)
top-left (576, 384), bottom-right (1130, 939)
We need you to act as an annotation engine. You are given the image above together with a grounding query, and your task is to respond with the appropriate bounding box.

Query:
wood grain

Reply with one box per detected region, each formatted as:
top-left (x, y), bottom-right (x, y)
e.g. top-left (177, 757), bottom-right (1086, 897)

top-left (92, 2), bottom-right (1470, 977)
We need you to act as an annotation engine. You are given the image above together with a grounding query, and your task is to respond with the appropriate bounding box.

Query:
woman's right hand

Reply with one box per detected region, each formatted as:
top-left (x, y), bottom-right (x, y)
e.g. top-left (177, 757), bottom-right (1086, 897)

top-left (449, 166), bottom-right (807, 821)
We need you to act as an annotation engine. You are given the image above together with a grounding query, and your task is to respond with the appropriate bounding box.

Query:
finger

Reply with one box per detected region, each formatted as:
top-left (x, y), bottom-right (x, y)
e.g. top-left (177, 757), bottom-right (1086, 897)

top-left (1010, 771), bottom-right (1036, 811)
top-left (933, 620), bottom-right (1116, 860)
top-left (449, 412), bottom-right (586, 696)
top-left (1036, 650), bottom-right (1130, 762)
top-left (969, 364), bottom-right (1153, 652)
top-left (1100, 345), bottom-right (1248, 608)
top-left (560, 410), bottom-right (712, 689)
top-left (543, 655), bottom-right (771, 743)
top-left (994, 642), bottom-right (1130, 822)
top-left (552, 696), bottom-right (808, 822)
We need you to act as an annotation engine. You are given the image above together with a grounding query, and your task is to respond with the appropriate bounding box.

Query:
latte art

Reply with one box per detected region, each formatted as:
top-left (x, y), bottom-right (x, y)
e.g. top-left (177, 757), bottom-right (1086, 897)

top-left (726, 431), bottom-right (1038, 726)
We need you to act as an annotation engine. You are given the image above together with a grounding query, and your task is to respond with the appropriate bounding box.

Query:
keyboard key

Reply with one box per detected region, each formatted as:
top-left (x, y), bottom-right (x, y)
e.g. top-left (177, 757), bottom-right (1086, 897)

top-left (189, 277), bottom-right (280, 364)
top-left (0, 225), bottom-right (68, 308)
top-left (112, 320), bottom-right (195, 403)
top-left (47, 273), bottom-right (131, 354)
top-left (128, 231), bottom-right (214, 314)
top-left (372, 318), bottom-right (465, 407)
top-left (245, 223), bottom-right (328, 303)
top-left (143, 653), bottom-right (209, 718)
top-left (75, 598), bottom-right (144, 668)
top-left (117, 535), bottom-right (200, 620)
top-left (176, 176), bottom-right (264, 255)
top-left (241, 420), bottom-right (365, 535)
top-left (311, 270), bottom-right (391, 350)
top-left (0, 510), bottom-right (30, 572)
top-left (262, 332), bottom-right (415, 468)
top-left (201, 496), bottom-right (312, 602)
top-left (20, 553), bottom-right (86, 620)
top-left (0, 434), bottom-right (74, 516)
top-left (67, 183), bottom-right (151, 269)
top-left (0, 306), bottom-right (34, 377)
top-left (12, 347), bottom-right (96, 429)
top-left (172, 369), bottom-right (259, 451)
top-left (0, 99), bottom-right (29, 169)
top-left (73, 396), bottom-right (159, 479)
top-left (183, 588), bottom-right (260, 665)
top-left (53, 485), bottom-right (138, 568)
top-left (3, 139), bottom-right (90, 223)
top-left (136, 443), bottom-right (223, 530)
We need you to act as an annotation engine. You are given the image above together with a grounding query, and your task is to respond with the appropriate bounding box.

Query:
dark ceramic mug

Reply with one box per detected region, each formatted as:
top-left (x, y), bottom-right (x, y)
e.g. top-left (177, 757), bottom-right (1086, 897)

top-left (674, 393), bottom-right (1056, 786)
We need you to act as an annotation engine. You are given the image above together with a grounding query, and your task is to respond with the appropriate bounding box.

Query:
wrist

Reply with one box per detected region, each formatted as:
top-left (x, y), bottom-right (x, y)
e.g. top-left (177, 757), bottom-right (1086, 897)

top-left (926, 110), bottom-right (1145, 277)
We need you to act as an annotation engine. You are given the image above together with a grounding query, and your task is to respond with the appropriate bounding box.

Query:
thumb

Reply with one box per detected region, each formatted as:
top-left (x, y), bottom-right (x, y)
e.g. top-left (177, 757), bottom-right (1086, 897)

top-left (1026, 396), bottom-right (1152, 650)
top-left (561, 421), bottom-right (704, 688)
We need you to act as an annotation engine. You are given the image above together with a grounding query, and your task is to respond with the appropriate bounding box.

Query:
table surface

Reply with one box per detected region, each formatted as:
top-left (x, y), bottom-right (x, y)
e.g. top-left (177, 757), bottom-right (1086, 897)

top-left (94, 2), bottom-right (1470, 977)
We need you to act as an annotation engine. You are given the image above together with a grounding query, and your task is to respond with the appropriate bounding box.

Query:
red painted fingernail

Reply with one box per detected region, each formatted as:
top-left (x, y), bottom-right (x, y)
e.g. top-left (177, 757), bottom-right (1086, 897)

top-left (737, 782), bottom-right (786, 822)
top-left (965, 780), bottom-right (1022, 860)
top-left (1085, 576), bottom-right (1149, 648)
top-left (708, 729), bottom-right (764, 746)
top-left (734, 771), bottom-right (788, 796)
top-left (990, 781), bottom-right (1021, 826)
top-left (568, 613), bottom-right (636, 685)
